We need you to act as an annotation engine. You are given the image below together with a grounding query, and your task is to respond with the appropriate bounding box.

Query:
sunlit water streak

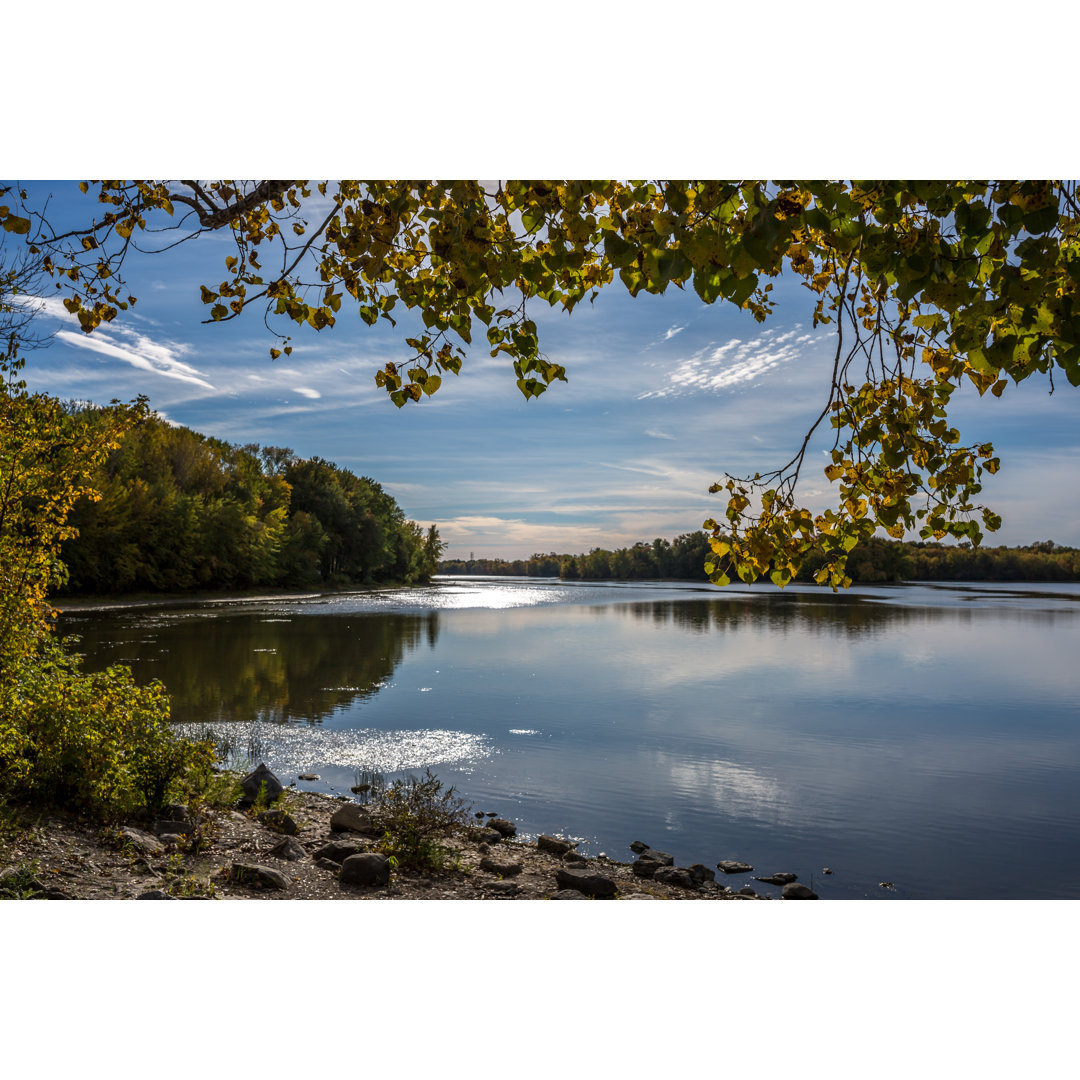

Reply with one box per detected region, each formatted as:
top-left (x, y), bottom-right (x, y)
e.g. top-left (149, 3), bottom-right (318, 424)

top-left (58, 576), bottom-right (1080, 899)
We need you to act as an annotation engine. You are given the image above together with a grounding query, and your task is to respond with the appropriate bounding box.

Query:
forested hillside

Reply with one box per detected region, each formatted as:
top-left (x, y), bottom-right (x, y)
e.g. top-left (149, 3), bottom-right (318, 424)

top-left (56, 409), bottom-right (444, 595)
top-left (440, 534), bottom-right (1080, 584)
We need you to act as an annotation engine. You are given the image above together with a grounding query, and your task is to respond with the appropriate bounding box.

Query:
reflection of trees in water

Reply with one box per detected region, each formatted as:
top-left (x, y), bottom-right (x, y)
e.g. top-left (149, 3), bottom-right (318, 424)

top-left (616, 594), bottom-right (905, 637)
top-left (60, 610), bottom-right (440, 725)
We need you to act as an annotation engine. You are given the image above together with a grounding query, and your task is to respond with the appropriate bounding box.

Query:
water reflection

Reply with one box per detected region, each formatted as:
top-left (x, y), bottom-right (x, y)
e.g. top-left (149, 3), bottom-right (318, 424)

top-left (61, 608), bottom-right (441, 725)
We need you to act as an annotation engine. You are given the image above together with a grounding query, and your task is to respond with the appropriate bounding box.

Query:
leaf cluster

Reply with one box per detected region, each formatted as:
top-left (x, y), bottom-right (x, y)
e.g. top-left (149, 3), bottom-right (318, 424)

top-left (10, 180), bottom-right (1080, 587)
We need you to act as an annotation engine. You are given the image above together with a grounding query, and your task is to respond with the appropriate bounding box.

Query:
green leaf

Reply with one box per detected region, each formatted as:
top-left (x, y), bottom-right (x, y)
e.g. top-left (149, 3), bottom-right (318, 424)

top-left (603, 230), bottom-right (637, 269)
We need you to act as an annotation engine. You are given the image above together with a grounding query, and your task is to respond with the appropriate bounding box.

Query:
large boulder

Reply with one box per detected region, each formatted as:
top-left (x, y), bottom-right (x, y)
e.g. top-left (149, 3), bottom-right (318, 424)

top-left (329, 803), bottom-right (381, 836)
top-left (637, 847), bottom-right (673, 866)
top-left (717, 860), bottom-right (754, 875)
top-left (479, 857), bottom-right (523, 877)
top-left (487, 818), bottom-right (517, 838)
top-left (653, 866), bottom-right (696, 889)
top-left (537, 835), bottom-right (576, 856)
top-left (755, 873), bottom-right (798, 886)
top-left (555, 868), bottom-right (617, 899)
top-left (257, 809), bottom-right (298, 836)
top-left (313, 838), bottom-right (369, 863)
top-left (239, 763), bottom-right (284, 806)
top-left (118, 826), bottom-right (164, 855)
top-left (227, 863), bottom-right (288, 890)
top-left (340, 852), bottom-right (391, 888)
top-left (269, 836), bottom-right (307, 861)
top-left (782, 882), bottom-right (819, 900)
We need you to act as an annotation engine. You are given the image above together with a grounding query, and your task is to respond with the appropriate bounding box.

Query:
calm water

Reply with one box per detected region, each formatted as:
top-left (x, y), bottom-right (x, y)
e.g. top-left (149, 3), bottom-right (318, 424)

top-left (58, 577), bottom-right (1080, 900)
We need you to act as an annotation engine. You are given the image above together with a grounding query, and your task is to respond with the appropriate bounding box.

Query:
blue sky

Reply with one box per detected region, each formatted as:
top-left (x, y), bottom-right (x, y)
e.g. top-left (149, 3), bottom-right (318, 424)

top-left (11, 180), bottom-right (1080, 559)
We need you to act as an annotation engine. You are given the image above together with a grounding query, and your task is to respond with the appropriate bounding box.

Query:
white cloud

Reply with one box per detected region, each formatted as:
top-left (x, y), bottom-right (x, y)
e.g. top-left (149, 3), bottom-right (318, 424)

top-left (645, 429), bottom-right (676, 440)
top-left (292, 387), bottom-right (322, 399)
top-left (55, 329), bottom-right (215, 390)
top-left (640, 327), bottom-right (819, 400)
top-left (663, 325), bottom-right (685, 340)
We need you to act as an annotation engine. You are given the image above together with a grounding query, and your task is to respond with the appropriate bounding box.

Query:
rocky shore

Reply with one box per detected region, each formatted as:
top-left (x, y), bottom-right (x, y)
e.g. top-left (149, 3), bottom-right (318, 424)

top-left (0, 766), bottom-right (820, 901)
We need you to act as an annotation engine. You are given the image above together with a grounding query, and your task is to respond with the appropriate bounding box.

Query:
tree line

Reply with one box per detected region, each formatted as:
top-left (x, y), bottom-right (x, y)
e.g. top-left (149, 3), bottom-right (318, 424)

top-left (56, 409), bottom-right (445, 595)
top-left (440, 533), bottom-right (1080, 584)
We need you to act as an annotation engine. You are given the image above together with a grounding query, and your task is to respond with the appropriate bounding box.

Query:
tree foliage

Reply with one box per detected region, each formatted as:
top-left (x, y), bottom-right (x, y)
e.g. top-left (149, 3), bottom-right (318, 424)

top-left (0, 327), bottom-right (210, 815)
top-left (57, 413), bottom-right (446, 594)
top-left (440, 533), bottom-right (1080, 585)
top-left (6, 180), bottom-right (1080, 588)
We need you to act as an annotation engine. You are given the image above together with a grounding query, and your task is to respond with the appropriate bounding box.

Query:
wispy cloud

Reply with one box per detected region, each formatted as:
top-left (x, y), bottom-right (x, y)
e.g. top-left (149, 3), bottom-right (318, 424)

top-left (22, 293), bottom-right (217, 390)
top-left (55, 330), bottom-right (216, 390)
top-left (663, 325), bottom-right (685, 340)
top-left (640, 325), bottom-right (818, 400)
top-left (292, 387), bottom-right (322, 399)
top-left (645, 428), bottom-right (676, 440)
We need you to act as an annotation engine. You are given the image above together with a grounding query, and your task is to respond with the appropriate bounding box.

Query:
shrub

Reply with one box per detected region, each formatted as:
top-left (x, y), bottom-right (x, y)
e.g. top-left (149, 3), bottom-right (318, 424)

top-left (0, 636), bottom-right (214, 817)
top-left (372, 769), bottom-right (472, 873)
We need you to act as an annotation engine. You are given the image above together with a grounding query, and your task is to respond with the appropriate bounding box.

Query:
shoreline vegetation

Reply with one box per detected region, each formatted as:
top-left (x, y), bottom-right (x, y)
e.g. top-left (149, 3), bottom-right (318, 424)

top-left (439, 534), bottom-right (1080, 585)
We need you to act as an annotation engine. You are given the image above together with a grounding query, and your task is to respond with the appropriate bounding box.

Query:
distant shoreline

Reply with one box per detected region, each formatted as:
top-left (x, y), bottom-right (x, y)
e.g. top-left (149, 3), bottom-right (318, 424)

top-left (51, 581), bottom-right (430, 614)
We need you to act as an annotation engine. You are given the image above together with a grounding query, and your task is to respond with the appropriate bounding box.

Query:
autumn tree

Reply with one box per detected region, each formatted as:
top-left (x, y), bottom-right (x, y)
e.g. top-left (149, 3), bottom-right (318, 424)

top-left (5, 180), bottom-right (1079, 588)
top-left (0, 317), bottom-right (213, 812)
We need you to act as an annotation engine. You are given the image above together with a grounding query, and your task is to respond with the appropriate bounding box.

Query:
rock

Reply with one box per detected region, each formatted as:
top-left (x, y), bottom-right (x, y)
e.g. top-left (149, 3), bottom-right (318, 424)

top-left (550, 889), bottom-right (589, 899)
top-left (716, 860), bottom-right (754, 875)
top-left (632, 858), bottom-right (661, 878)
top-left (340, 852), bottom-right (391, 888)
top-left (624, 893), bottom-right (658, 900)
top-left (351, 783), bottom-right (371, 794)
top-left (298, 773), bottom-right (320, 781)
top-left (822, 868), bottom-right (834, 875)
top-left (629, 840), bottom-right (651, 854)
top-left (136, 889), bottom-right (176, 899)
top-left (152, 819), bottom-right (196, 837)
top-left (737, 885), bottom-right (758, 897)
top-left (329, 802), bottom-right (381, 836)
top-left (313, 839), bottom-right (368, 863)
top-left (653, 866), bottom-right (696, 889)
top-left (687, 863), bottom-right (716, 884)
top-left (782, 882), bottom-right (819, 900)
top-left (484, 880), bottom-right (521, 896)
top-left (239, 763), bottom-right (284, 805)
top-left (537, 834), bottom-right (576, 856)
top-left (555, 868), bottom-right (617, 899)
top-left (487, 818), bottom-right (517, 838)
top-left (269, 836), bottom-right (307, 861)
top-left (162, 803), bottom-right (189, 821)
top-left (475, 829), bottom-right (504, 844)
top-left (562, 850), bottom-right (587, 864)
top-left (479, 857), bottom-right (523, 877)
top-left (638, 848), bottom-right (674, 866)
top-left (755, 873), bottom-right (798, 886)
top-left (257, 809), bottom-right (298, 836)
top-left (227, 863), bottom-right (288, 890)
top-left (315, 857), bottom-right (341, 872)
top-left (118, 827), bottom-right (164, 855)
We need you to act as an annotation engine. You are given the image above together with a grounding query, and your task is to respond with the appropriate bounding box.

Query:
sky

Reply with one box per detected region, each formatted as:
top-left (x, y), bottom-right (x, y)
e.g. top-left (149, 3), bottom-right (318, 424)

top-left (8, 180), bottom-right (1080, 559)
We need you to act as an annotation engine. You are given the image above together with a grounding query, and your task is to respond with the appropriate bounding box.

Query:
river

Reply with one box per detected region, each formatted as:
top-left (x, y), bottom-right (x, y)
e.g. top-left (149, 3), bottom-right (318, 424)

top-left (57, 576), bottom-right (1080, 900)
